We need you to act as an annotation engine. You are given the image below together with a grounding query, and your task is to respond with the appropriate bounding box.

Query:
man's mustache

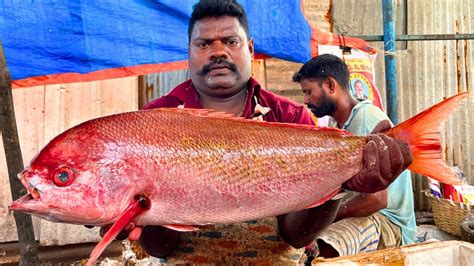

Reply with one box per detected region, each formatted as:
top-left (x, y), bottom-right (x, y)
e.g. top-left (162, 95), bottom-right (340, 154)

top-left (196, 58), bottom-right (238, 76)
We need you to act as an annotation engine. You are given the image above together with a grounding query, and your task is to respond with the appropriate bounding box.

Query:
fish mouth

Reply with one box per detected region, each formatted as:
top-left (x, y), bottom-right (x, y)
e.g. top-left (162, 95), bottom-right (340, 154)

top-left (18, 172), bottom-right (40, 199)
top-left (9, 193), bottom-right (36, 212)
top-left (10, 193), bottom-right (85, 224)
top-left (10, 173), bottom-right (42, 213)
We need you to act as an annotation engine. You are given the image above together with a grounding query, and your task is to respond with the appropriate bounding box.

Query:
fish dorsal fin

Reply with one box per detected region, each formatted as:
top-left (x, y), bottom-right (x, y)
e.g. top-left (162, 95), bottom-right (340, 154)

top-left (86, 195), bottom-right (150, 266)
top-left (149, 108), bottom-right (353, 137)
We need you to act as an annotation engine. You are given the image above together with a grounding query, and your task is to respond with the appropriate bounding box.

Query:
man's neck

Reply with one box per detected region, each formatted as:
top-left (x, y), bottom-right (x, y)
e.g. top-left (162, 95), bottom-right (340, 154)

top-left (198, 87), bottom-right (249, 116)
top-left (333, 95), bottom-right (359, 128)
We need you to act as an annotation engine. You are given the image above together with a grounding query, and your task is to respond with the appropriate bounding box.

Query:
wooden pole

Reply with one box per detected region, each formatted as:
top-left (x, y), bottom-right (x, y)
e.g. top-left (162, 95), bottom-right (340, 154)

top-left (0, 43), bottom-right (39, 264)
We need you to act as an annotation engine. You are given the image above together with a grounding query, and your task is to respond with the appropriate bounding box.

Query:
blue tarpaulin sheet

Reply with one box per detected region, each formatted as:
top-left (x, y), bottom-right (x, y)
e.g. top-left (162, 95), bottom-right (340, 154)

top-left (0, 0), bottom-right (371, 87)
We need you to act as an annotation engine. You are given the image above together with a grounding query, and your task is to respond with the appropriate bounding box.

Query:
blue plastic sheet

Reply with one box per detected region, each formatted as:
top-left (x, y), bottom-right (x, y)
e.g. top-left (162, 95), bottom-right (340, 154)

top-left (0, 0), bottom-right (312, 81)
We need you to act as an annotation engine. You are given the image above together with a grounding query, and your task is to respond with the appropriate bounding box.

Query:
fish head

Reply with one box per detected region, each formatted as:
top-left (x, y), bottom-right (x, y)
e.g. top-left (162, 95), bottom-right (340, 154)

top-left (10, 125), bottom-right (138, 225)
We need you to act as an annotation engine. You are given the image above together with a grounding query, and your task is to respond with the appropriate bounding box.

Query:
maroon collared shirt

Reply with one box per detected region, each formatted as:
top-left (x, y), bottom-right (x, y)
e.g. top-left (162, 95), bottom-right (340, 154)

top-left (143, 77), bottom-right (314, 125)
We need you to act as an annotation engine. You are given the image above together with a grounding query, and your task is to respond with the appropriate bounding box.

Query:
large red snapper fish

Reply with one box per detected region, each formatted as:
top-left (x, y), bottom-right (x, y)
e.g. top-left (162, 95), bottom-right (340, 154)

top-left (10, 93), bottom-right (468, 265)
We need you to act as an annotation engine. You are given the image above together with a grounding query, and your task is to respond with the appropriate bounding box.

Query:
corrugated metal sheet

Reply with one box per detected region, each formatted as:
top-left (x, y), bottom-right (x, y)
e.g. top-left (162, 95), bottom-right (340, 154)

top-left (402, 1), bottom-right (474, 208)
top-left (139, 69), bottom-right (190, 107)
top-left (333, 1), bottom-right (474, 194)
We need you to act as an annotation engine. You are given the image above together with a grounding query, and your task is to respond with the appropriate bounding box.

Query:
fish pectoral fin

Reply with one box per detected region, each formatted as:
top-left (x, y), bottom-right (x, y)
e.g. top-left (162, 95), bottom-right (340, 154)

top-left (162, 224), bottom-right (200, 232)
top-left (304, 188), bottom-right (341, 209)
top-left (86, 194), bottom-right (151, 266)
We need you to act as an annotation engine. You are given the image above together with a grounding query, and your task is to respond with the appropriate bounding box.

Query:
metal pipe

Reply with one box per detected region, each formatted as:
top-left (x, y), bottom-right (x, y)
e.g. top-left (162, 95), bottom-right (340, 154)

top-left (382, 0), bottom-right (398, 124)
top-left (0, 241), bottom-right (122, 264)
top-left (0, 42), bottom-right (39, 265)
top-left (350, 33), bottom-right (474, 42)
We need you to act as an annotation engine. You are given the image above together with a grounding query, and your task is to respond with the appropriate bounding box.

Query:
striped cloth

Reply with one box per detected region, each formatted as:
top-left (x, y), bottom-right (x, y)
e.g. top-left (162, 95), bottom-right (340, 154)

top-left (311, 212), bottom-right (401, 257)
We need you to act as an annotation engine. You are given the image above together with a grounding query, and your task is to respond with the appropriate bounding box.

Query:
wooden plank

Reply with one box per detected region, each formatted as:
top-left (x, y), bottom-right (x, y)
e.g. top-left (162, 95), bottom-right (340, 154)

top-left (43, 84), bottom-right (63, 145)
top-left (128, 76), bottom-right (139, 110)
top-left (138, 76), bottom-right (147, 109)
top-left (13, 86), bottom-right (46, 162)
top-left (100, 76), bottom-right (139, 115)
top-left (251, 59), bottom-right (267, 88)
top-left (0, 42), bottom-right (38, 264)
top-left (62, 82), bottom-right (96, 129)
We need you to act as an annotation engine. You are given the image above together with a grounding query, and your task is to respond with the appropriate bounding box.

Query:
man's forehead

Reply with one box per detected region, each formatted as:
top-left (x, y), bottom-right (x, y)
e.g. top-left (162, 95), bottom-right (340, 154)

top-left (301, 78), bottom-right (323, 88)
top-left (191, 16), bottom-right (246, 39)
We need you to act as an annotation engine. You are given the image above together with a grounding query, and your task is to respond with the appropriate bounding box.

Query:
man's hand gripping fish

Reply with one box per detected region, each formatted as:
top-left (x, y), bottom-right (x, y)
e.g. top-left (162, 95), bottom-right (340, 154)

top-left (10, 93), bottom-right (469, 265)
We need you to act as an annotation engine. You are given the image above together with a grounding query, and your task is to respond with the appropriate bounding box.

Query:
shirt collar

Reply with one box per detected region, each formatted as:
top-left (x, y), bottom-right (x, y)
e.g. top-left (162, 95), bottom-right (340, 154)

top-left (342, 99), bottom-right (372, 130)
top-left (241, 77), bottom-right (261, 118)
top-left (167, 79), bottom-right (202, 108)
top-left (167, 77), bottom-right (262, 116)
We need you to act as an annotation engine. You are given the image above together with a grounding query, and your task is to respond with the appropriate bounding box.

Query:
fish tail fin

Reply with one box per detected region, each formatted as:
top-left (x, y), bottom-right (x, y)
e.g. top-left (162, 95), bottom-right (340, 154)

top-left (387, 92), bottom-right (469, 185)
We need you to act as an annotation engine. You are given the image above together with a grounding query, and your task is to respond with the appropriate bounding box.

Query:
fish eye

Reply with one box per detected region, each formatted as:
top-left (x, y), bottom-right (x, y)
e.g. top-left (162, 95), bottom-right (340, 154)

top-left (53, 167), bottom-right (74, 187)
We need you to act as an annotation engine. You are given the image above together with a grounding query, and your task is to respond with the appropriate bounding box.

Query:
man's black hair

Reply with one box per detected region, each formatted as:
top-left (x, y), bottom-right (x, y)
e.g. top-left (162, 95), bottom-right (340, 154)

top-left (188, 0), bottom-right (250, 41)
top-left (293, 54), bottom-right (350, 90)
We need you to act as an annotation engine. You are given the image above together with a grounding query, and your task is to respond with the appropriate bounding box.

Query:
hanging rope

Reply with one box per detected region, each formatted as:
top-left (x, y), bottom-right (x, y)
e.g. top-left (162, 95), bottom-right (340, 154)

top-left (337, 32), bottom-right (352, 61)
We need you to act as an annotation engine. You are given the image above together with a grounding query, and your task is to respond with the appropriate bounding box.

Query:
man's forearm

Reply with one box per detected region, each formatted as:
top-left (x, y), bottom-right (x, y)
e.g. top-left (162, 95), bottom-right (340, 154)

top-left (138, 225), bottom-right (180, 258)
top-left (277, 198), bottom-right (342, 248)
top-left (335, 189), bottom-right (387, 222)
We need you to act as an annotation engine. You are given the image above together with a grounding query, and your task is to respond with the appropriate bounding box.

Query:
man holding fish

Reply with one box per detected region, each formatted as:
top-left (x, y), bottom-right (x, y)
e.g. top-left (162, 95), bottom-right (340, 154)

top-left (11, 1), bottom-right (467, 264)
top-left (293, 54), bottom-right (415, 258)
top-left (125, 0), bottom-right (413, 263)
